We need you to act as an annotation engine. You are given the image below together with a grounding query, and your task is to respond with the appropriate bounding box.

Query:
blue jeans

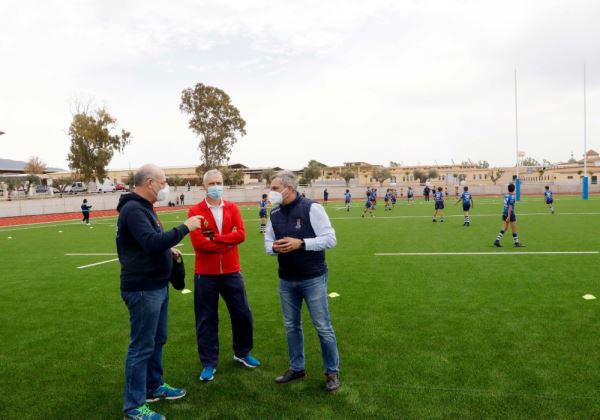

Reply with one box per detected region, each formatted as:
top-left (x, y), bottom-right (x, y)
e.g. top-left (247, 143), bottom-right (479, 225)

top-left (279, 273), bottom-right (339, 374)
top-left (121, 287), bottom-right (168, 412)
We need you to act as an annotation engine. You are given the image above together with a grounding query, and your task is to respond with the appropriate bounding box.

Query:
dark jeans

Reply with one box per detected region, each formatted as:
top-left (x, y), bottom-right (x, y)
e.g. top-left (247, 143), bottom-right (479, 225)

top-left (82, 212), bottom-right (90, 223)
top-left (121, 287), bottom-right (168, 412)
top-left (194, 273), bottom-right (253, 368)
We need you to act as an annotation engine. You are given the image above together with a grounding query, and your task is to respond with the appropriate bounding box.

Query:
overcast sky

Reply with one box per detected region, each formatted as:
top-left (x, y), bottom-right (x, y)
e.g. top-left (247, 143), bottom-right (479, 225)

top-left (1, 0), bottom-right (599, 170)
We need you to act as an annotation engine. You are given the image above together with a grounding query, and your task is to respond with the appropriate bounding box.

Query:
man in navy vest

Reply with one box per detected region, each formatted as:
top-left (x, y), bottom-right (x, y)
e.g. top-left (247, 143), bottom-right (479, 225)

top-left (264, 171), bottom-right (341, 392)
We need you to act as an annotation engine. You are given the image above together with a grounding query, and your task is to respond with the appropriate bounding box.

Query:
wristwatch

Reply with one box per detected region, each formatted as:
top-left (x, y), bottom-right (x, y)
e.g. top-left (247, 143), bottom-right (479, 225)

top-left (300, 239), bottom-right (306, 249)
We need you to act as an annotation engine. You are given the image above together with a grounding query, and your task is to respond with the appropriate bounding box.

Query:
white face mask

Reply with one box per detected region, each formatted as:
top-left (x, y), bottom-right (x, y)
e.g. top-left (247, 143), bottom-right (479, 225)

top-left (156, 183), bottom-right (170, 202)
top-left (269, 190), bottom-right (283, 207)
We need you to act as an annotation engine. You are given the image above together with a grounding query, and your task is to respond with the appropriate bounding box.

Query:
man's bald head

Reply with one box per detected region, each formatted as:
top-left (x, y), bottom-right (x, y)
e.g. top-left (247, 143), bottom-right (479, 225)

top-left (132, 164), bottom-right (168, 204)
top-left (134, 164), bottom-right (163, 187)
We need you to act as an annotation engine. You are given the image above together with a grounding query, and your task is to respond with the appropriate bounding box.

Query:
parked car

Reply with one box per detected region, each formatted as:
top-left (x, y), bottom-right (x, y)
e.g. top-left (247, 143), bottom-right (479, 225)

top-left (35, 185), bottom-right (48, 194)
top-left (64, 182), bottom-right (88, 194)
top-left (115, 183), bottom-right (130, 192)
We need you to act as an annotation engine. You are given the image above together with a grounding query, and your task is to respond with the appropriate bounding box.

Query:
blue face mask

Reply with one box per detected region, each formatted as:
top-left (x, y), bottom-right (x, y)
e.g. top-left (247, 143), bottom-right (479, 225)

top-left (207, 185), bottom-right (224, 199)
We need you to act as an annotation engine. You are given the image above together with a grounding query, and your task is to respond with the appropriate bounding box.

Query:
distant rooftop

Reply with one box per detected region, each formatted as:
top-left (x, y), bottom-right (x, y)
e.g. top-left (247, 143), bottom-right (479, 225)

top-left (0, 158), bottom-right (64, 174)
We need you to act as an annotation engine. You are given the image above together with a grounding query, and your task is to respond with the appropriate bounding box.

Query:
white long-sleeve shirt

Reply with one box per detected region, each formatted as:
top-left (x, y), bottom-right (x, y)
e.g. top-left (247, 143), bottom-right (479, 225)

top-left (264, 202), bottom-right (336, 255)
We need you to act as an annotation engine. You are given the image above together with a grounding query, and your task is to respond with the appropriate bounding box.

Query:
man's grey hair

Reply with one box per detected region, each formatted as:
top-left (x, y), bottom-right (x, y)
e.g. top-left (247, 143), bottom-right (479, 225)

top-left (203, 169), bottom-right (223, 184)
top-left (134, 164), bottom-right (161, 187)
top-left (271, 171), bottom-right (298, 190)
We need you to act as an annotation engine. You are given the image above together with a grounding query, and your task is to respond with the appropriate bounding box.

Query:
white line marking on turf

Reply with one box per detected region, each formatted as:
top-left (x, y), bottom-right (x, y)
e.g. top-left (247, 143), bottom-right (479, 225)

top-left (77, 258), bottom-right (119, 269)
top-left (375, 251), bottom-right (599, 256)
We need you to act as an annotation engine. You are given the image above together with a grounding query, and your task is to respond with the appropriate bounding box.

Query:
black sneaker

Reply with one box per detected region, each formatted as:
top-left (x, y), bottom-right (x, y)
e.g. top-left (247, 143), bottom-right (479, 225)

top-left (325, 373), bottom-right (341, 393)
top-left (432, 219), bottom-right (437, 223)
top-left (514, 242), bottom-right (526, 247)
top-left (494, 241), bottom-right (502, 247)
top-left (275, 369), bottom-right (306, 384)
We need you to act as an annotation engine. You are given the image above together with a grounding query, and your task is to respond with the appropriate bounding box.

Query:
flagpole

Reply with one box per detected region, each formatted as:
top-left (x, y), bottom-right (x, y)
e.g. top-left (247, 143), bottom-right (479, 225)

top-left (515, 69), bottom-right (521, 201)
top-left (583, 64), bottom-right (589, 200)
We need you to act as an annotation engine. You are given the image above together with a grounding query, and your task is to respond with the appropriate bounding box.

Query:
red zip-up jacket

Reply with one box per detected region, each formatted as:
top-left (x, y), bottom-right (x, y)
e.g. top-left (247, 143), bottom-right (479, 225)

top-left (188, 199), bottom-right (245, 275)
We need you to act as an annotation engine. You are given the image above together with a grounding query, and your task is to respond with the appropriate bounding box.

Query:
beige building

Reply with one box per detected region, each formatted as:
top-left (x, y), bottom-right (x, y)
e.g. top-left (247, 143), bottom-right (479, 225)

top-left (45, 151), bottom-right (600, 189)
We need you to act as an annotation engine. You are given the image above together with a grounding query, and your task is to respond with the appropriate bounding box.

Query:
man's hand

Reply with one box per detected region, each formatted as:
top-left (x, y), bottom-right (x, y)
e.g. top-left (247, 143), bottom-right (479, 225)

top-left (171, 248), bottom-right (181, 258)
top-left (273, 237), bottom-right (304, 254)
top-left (184, 215), bottom-right (203, 232)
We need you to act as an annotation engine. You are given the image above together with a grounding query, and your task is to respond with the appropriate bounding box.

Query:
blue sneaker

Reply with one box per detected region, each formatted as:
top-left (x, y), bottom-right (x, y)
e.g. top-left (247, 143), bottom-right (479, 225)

top-left (146, 382), bottom-right (186, 403)
top-left (200, 366), bottom-right (216, 381)
top-left (124, 404), bottom-right (165, 420)
top-left (233, 353), bottom-right (261, 368)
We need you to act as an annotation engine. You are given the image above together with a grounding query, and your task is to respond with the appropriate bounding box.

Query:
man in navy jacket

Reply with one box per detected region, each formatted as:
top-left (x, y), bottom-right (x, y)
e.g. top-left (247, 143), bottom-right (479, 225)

top-left (264, 171), bottom-right (341, 393)
top-left (117, 164), bottom-right (202, 420)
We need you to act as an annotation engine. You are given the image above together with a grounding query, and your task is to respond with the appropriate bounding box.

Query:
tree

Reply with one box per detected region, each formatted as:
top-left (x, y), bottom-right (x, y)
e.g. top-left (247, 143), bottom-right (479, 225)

top-left (427, 169), bottom-right (439, 180)
top-left (0, 177), bottom-right (18, 200)
top-left (261, 168), bottom-right (275, 185)
top-left (195, 165), bottom-right (205, 181)
top-left (167, 176), bottom-right (183, 190)
top-left (389, 161), bottom-right (400, 167)
top-left (413, 169), bottom-right (426, 183)
top-left (340, 168), bottom-right (355, 187)
top-left (221, 167), bottom-right (244, 186)
top-left (180, 83), bottom-right (247, 172)
top-left (477, 160), bottom-right (490, 169)
top-left (125, 171), bottom-right (135, 188)
top-left (303, 161), bottom-right (322, 185)
top-left (489, 169), bottom-right (504, 185)
top-left (307, 160), bottom-right (327, 168)
top-left (521, 156), bottom-right (540, 167)
top-left (24, 175), bottom-right (40, 194)
top-left (67, 107), bottom-right (131, 182)
top-left (53, 176), bottom-right (74, 192)
top-left (537, 167), bottom-right (546, 179)
top-left (372, 167), bottom-right (391, 186)
top-left (24, 156), bottom-right (47, 174)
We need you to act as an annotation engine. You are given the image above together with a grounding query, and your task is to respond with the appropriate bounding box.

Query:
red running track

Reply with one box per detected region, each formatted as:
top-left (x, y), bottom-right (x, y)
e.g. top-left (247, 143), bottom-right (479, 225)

top-left (0, 206), bottom-right (191, 227)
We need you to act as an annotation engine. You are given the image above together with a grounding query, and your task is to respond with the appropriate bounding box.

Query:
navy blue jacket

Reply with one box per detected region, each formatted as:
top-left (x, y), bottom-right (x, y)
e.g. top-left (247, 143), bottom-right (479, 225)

top-left (270, 195), bottom-right (327, 281)
top-left (116, 192), bottom-right (189, 292)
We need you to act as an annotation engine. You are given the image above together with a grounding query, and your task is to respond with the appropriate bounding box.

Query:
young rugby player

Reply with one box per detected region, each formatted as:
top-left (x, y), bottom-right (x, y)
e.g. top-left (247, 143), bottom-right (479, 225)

top-left (432, 187), bottom-right (444, 223)
top-left (344, 189), bottom-right (352, 212)
top-left (259, 193), bottom-right (268, 233)
top-left (456, 186), bottom-right (474, 226)
top-left (362, 189), bottom-right (374, 218)
top-left (544, 186), bottom-right (555, 214)
top-left (384, 189), bottom-right (391, 211)
top-left (494, 183), bottom-right (525, 247)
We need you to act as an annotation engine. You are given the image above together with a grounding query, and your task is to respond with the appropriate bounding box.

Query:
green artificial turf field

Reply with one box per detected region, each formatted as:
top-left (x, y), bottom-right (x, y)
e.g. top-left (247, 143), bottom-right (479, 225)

top-left (2, 195), bottom-right (600, 419)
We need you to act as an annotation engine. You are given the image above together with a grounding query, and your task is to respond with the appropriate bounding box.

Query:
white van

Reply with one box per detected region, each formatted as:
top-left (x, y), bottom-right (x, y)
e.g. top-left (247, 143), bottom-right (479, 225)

top-left (95, 179), bottom-right (116, 193)
top-left (65, 182), bottom-right (88, 194)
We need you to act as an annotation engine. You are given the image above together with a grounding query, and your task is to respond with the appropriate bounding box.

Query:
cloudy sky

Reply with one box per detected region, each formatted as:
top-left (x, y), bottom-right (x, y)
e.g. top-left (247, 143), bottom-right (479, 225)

top-left (1, 0), bottom-right (599, 170)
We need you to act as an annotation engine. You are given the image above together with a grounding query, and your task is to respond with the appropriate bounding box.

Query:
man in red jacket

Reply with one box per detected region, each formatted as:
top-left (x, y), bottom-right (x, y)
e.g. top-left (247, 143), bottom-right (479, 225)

top-left (188, 169), bottom-right (260, 382)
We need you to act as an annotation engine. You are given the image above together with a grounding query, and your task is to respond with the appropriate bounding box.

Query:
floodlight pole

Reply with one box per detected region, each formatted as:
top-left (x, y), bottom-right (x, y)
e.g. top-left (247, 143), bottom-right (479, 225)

top-left (582, 64), bottom-right (589, 200)
top-left (514, 69), bottom-right (521, 201)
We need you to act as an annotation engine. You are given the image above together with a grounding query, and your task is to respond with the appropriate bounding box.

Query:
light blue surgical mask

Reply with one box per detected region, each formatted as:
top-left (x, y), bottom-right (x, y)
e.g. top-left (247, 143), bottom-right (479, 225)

top-left (207, 185), bottom-right (224, 199)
